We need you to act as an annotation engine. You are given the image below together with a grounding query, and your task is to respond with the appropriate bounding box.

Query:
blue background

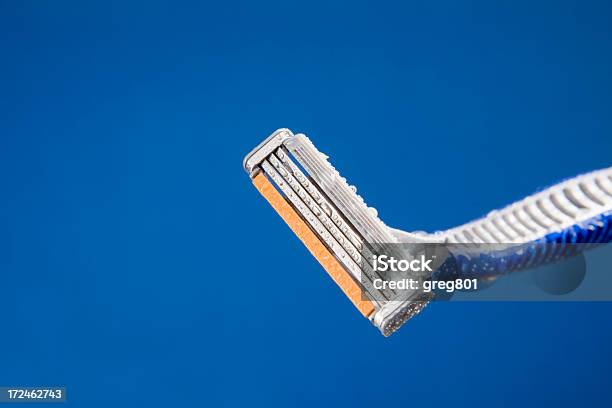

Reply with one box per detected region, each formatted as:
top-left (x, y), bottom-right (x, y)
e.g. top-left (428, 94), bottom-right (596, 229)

top-left (1, 1), bottom-right (611, 406)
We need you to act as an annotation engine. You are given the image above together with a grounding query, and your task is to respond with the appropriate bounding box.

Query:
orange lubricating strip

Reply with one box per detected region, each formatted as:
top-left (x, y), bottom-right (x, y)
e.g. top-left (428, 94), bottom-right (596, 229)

top-left (253, 172), bottom-right (375, 318)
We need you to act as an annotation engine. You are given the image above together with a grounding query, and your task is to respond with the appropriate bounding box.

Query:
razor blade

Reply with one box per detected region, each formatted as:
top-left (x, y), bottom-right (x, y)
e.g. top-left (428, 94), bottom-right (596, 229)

top-left (244, 129), bottom-right (612, 336)
top-left (243, 129), bottom-right (433, 336)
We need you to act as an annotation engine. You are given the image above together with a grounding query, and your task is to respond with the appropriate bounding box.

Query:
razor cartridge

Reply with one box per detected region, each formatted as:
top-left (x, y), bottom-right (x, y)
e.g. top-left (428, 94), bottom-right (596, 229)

top-left (243, 129), bottom-right (433, 336)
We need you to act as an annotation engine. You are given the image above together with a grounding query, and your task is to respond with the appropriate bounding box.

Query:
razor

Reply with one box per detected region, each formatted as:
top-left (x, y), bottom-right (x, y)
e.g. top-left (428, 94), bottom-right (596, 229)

top-left (244, 129), bottom-right (612, 336)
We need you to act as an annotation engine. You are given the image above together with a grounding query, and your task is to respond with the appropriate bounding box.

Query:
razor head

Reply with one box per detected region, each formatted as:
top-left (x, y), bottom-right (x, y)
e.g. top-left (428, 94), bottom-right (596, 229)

top-left (244, 129), bottom-right (432, 336)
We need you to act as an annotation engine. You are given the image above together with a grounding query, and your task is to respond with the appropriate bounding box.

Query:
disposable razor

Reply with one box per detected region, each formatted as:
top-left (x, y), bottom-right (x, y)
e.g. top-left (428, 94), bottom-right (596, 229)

top-left (244, 129), bottom-right (612, 336)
